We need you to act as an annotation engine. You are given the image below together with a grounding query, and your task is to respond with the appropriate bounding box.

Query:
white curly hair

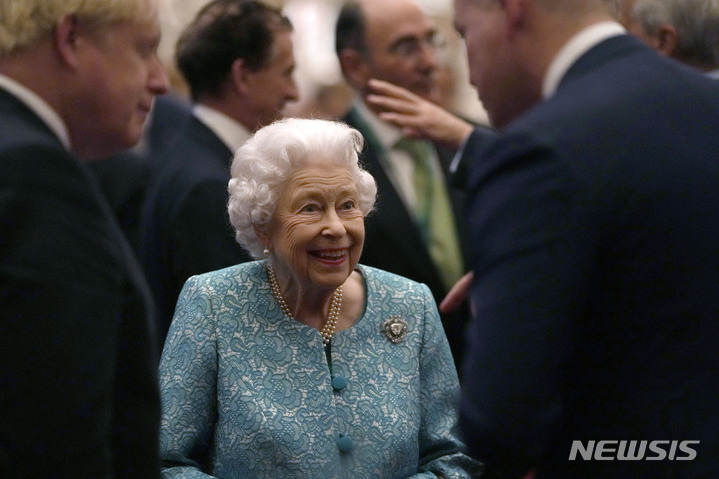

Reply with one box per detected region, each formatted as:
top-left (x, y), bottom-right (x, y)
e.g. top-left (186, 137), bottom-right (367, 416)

top-left (227, 117), bottom-right (377, 258)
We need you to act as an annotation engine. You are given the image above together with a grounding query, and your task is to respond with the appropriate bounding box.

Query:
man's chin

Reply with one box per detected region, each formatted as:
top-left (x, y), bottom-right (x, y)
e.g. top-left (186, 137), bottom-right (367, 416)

top-left (81, 136), bottom-right (142, 162)
top-left (413, 85), bottom-right (439, 103)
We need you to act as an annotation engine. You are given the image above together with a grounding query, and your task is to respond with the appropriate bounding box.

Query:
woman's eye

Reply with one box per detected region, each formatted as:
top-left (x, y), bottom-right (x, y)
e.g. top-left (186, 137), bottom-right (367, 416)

top-left (302, 204), bottom-right (318, 213)
top-left (341, 201), bottom-right (355, 210)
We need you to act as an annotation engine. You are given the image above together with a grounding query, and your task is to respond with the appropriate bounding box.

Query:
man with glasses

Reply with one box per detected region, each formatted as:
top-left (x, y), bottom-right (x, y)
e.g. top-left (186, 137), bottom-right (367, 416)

top-left (335, 0), bottom-right (471, 368)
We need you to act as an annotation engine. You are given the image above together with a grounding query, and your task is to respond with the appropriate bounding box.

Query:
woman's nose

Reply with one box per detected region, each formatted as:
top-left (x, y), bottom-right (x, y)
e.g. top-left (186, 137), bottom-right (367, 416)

top-left (322, 208), bottom-right (346, 236)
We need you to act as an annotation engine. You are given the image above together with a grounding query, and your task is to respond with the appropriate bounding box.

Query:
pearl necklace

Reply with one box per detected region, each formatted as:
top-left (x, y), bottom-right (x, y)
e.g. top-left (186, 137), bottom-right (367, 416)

top-left (266, 262), bottom-right (342, 346)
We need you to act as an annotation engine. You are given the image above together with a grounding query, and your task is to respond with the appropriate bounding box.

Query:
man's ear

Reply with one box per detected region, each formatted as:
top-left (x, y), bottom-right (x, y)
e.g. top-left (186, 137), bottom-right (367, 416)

top-left (230, 57), bottom-right (251, 95)
top-left (54, 14), bottom-right (81, 68)
top-left (655, 24), bottom-right (678, 58)
top-left (338, 48), bottom-right (371, 90)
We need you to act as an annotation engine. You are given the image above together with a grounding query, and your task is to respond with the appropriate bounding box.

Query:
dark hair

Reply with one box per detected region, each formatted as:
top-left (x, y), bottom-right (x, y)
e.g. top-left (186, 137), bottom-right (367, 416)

top-left (176, 0), bottom-right (293, 100)
top-left (335, 1), bottom-right (366, 57)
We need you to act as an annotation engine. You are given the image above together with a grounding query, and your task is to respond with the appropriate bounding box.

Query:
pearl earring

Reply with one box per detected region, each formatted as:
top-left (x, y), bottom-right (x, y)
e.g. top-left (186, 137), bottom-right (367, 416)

top-left (263, 248), bottom-right (271, 257)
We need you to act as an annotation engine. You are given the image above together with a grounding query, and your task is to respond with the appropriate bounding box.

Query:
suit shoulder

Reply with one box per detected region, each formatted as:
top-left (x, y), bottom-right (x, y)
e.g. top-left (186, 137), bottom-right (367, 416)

top-left (0, 139), bottom-right (93, 200)
top-left (0, 122), bottom-right (68, 166)
top-left (152, 130), bottom-right (231, 188)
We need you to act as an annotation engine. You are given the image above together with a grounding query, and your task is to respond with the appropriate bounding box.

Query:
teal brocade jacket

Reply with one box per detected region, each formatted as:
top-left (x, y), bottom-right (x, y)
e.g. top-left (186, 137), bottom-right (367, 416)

top-left (159, 261), bottom-right (483, 478)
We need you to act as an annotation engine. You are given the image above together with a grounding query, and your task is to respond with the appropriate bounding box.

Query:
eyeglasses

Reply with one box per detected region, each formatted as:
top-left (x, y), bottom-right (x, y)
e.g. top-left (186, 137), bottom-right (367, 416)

top-left (388, 31), bottom-right (446, 59)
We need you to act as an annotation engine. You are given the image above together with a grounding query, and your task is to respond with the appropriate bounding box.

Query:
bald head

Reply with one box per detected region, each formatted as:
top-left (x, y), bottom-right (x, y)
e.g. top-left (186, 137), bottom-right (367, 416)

top-left (361, 0), bottom-right (423, 21)
top-left (452, 0), bottom-right (616, 129)
top-left (336, 0), bottom-right (442, 102)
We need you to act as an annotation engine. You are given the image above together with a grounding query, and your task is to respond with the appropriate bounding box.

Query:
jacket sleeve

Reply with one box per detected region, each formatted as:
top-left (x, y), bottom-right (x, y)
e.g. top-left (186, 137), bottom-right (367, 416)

top-left (460, 132), bottom-right (592, 478)
top-left (450, 126), bottom-right (496, 190)
top-left (414, 284), bottom-right (485, 479)
top-left (159, 275), bottom-right (219, 479)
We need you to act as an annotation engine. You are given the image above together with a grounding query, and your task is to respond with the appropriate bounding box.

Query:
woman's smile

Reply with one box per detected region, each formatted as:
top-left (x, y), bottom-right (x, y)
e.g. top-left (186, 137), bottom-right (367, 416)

top-left (310, 247), bottom-right (349, 265)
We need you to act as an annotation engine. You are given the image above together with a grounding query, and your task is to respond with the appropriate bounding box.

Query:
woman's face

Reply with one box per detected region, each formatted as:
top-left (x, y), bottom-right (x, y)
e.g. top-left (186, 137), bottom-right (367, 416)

top-left (265, 162), bottom-right (365, 291)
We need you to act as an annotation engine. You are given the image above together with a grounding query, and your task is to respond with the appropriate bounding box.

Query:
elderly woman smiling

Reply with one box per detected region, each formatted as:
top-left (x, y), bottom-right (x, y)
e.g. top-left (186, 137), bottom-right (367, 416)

top-left (158, 118), bottom-right (482, 478)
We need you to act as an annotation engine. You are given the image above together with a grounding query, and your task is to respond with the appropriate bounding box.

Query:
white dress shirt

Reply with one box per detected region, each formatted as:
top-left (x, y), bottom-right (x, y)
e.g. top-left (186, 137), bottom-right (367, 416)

top-left (193, 104), bottom-right (251, 154)
top-left (353, 98), bottom-right (445, 214)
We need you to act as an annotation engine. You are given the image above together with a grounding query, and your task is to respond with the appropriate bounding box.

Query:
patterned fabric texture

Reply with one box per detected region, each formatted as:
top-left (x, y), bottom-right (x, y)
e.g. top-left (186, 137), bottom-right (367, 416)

top-left (159, 260), bottom-right (482, 478)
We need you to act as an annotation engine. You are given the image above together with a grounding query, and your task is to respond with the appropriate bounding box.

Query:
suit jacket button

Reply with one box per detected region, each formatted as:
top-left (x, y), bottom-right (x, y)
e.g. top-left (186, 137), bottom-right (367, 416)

top-left (331, 375), bottom-right (348, 390)
top-left (337, 434), bottom-right (354, 453)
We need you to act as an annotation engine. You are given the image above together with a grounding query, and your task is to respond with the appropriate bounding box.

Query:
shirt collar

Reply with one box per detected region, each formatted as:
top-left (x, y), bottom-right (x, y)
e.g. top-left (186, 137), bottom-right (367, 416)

top-left (0, 73), bottom-right (71, 151)
top-left (543, 22), bottom-right (626, 98)
top-left (192, 103), bottom-right (252, 153)
top-left (353, 96), bottom-right (404, 149)
top-left (706, 68), bottom-right (719, 80)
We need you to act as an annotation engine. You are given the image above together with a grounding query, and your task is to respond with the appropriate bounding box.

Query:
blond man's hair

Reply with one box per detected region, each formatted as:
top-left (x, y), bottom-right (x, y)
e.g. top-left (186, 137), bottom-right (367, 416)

top-left (0, 0), bottom-right (154, 55)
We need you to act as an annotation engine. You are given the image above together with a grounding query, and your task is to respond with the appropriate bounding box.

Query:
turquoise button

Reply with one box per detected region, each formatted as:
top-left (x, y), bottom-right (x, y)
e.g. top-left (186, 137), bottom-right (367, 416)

top-left (331, 375), bottom-right (348, 390)
top-left (337, 435), bottom-right (354, 453)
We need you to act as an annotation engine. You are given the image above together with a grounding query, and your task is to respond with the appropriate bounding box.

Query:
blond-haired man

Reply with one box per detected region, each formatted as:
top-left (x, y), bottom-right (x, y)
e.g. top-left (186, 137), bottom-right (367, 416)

top-left (0, 0), bottom-right (168, 476)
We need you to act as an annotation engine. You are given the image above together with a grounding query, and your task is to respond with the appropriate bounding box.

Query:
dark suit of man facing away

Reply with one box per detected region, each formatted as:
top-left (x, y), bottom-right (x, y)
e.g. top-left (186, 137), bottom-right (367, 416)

top-left (454, 0), bottom-right (719, 477)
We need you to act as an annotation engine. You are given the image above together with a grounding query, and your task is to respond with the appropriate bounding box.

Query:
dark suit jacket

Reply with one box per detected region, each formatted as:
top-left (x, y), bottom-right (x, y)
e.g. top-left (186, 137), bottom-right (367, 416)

top-left (144, 93), bottom-right (194, 163)
top-left (0, 89), bottom-right (160, 478)
top-left (89, 149), bottom-right (153, 253)
top-left (450, 123), bottom-right (496, 190)
top-left (342, 108), bottom-right (471, 366)
top-left (139, 116), bottom-right (252, 344)
top-left (460, 34), bottom-right (719, 478)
